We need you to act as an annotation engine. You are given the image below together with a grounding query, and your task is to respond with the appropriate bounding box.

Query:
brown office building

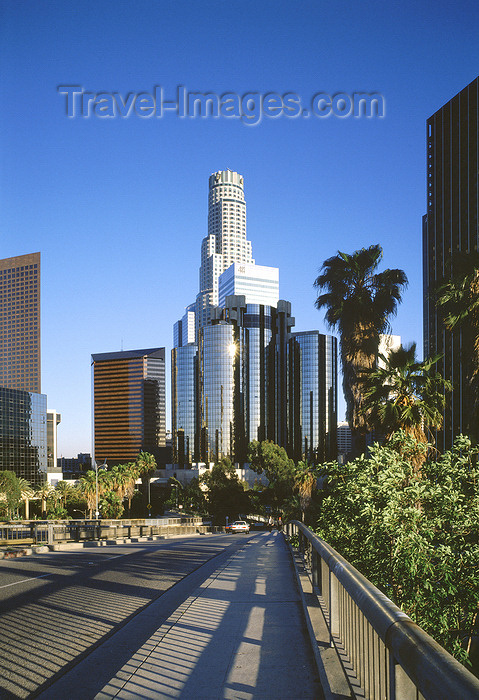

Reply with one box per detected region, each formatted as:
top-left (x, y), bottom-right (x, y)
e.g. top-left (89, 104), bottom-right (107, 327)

top-left (0, 252), bottom-right (41, 393)
top-left (92, 348), bottom-right (166, 466)
top-left (423, 76), bottom-right (479, 450)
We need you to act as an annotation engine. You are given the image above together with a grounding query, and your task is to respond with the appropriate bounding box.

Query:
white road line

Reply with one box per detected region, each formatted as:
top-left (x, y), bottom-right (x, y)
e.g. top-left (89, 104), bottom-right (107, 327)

top-left (0, 573), bottom-right (51, 589)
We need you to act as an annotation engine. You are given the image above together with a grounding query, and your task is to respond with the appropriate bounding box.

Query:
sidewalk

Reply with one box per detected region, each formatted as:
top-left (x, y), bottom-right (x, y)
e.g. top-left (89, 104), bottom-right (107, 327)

top-left (40, 531), bottom-right (324, 700)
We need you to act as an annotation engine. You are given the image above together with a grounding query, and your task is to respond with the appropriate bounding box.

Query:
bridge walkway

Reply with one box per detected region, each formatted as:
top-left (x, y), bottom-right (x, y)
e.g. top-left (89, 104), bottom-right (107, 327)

top-left (40, 531), bottom-right (325, 700)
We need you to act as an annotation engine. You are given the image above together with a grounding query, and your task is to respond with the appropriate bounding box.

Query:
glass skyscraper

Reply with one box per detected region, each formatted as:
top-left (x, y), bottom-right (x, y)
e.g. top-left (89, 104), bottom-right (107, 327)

top-left (0, 387), bottom-right (47, 486)
top-left (423, 76), bottom-right (479, 450)
top-left (172, 170), bottom-right (337, 466)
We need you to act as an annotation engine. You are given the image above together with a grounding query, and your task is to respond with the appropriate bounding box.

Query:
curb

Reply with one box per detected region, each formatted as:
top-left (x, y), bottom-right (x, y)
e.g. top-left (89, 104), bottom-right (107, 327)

top-left (0, 531), bottom-right (222, 558)
top-left (284, 534), bottom-right (353, 700)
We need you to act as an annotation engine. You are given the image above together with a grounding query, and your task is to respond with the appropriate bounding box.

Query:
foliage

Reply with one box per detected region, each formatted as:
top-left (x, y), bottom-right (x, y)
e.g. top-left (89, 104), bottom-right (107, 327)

top-left (315, 433), bottom-right (479, 664)
top-left (200, 458), bottom-right (251, 524)
top-left (0, 471), bottom-right (22, 519)
top-left (293, 462), bottom-right (318, 521)
top-left (99, 490), bottom-right (124, 519)
top-left (436, 251), bottom-right (479, 439)
top-left (360, 343), bottom-right (451, 467)
top-left (314, 245), bottom-right (407, 454)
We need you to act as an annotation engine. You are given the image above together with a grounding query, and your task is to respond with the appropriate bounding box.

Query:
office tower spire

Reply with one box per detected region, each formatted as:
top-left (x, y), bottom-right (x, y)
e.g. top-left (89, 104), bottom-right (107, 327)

top-left (197, 170), bottom-right (254, 327)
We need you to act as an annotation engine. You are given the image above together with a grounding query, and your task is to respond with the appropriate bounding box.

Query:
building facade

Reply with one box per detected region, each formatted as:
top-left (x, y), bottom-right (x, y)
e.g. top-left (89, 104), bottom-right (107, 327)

top-left (172, 170), bottom-right (338, 467)
top-left (423, 76), bottom-right (479, 450)
top-left (0, 387), bottom-right (47, 485)
top-left (196, 170), bottom-right (254, 328)
top-left (92, 348), bottom-right (166, 466)
top-left (0, 252), bottom-right (41, 393)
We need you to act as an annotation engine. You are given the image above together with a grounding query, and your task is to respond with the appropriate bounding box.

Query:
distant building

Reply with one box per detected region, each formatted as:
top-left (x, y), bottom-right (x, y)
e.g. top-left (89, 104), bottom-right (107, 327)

top-left (47, 409), bottom-right (62, 476)
top-left (57, 452), bottom-right (91, 475)
top-left (0, 387), bottom-right (47, 485)
top-left (337, 421), bottom-right (352, 463)
top-left (423, 76), bottom-right (479, 450)
top-left (173, 303), bottom-right (196, 348)
top-left (0, 252), bottom-right (41, 393)
top-left (378, 334), bottom-right (401, 368)
top-left (92, 348), bottom-right (166, 466)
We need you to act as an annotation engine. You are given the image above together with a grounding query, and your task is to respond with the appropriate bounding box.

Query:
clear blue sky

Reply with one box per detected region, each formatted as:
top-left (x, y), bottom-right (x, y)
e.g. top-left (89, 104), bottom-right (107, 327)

top-left (1, 1), bottom-right (478, 457)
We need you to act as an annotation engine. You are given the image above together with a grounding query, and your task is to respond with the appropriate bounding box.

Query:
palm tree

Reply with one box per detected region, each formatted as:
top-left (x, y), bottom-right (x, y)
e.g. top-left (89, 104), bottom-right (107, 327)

top-left (314, 245), bottom-right (407, 456)
top-left (36, 482), bottom-right (53, 518)
top-left (436, 251), bottom-right (479, 437)
top-left (136, 452), bottom-right (157, 515)
top-left (360, 342), bottom-right (451, 468)
top-left (54, 480), bottom-right (74, 508)
top-left (17, 478), bottom-right (34, 519)
top-left (293, 462), bottom-right (317, 522)
top-left (79, 470), bottom-right (98, 519)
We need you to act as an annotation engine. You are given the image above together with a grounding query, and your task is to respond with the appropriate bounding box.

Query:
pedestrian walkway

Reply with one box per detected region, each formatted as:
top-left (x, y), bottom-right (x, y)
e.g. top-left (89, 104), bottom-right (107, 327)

top-left (41, 531), bottom-right (324, 699)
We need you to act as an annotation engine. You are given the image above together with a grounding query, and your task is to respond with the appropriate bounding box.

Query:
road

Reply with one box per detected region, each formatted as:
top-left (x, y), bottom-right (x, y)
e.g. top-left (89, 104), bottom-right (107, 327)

top-left (0, 534), bottom-right (248, 699)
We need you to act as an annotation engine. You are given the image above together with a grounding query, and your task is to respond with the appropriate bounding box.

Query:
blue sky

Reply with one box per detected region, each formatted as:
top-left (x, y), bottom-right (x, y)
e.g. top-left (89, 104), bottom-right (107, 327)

top-left (1, 1), bottom-right (478, 457)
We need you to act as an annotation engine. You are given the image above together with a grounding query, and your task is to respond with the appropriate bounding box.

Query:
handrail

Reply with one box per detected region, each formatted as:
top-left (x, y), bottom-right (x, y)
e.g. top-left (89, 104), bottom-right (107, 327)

top-left (286, 520), bottom-right (479, 700)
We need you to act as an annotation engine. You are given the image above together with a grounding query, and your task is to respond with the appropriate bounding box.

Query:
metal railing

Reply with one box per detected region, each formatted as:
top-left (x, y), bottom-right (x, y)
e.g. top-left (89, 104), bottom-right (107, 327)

top-left (286, 520), bottom-right (479, 700)
top-left (0, 517), bottom-right (214, 547)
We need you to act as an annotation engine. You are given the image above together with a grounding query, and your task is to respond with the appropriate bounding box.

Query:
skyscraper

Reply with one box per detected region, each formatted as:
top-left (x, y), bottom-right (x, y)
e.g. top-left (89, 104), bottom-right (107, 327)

top-left (172, 170), bottom-right (337, 466)
top-left (92, 348), bottom-right (166, 466)
top-left (423, 76), bottom-right (479, 450)
top-left (196, 170), bottom-right (254, 328)
top-left (0, 252), bottom-right (41, 393)
top-left (0, 252), bottom-right (47, 484)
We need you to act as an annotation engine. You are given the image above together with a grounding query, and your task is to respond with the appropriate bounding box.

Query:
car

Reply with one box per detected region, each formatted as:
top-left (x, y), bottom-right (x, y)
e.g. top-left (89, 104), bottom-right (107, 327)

top-left (229, 520), bottom-right (250, 534)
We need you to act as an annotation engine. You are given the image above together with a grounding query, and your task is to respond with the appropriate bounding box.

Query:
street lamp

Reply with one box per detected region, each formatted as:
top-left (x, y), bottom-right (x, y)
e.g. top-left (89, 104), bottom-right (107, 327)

top-left (95, 458), bottom-right (107, 520)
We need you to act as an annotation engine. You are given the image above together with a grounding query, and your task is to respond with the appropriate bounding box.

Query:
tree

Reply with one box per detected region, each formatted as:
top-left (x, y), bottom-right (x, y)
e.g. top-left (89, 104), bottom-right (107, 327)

top-left (315, 433), bottom-right (479, 667)
top-left (436, 251), bottom-right (479, 438)
top-left (17, 478), bottom-right (34, 519)
top-left (79, 470), bottom-right (98, 518)
top-left (136, 451), bottom-right (157, 515)
top-left (201, 458), bottom-right (251, 524)
top-left (360, 343), bottom-right (451, 468)
top-left (248, 440), bottom-right (296, 512)
top-left (0, 471), bottom-right (22, 519)
top-left (314, 245), bottom-right (407, 455)
top-left (293, 462), bottom-right (318, 522)
top-left (36, 482), bottom-right (53, 518)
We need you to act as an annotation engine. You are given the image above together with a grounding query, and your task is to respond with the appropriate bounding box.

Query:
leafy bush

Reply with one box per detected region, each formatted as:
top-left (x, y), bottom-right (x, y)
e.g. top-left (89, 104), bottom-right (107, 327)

top-left (315, 432), bottom-right (479, 665)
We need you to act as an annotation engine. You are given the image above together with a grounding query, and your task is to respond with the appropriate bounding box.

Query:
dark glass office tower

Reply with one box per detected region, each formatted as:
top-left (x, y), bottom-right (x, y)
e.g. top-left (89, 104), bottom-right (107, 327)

top-left (0, 387), bottom-right (47, 486)
top-left (423, 76), bottom-right (479, 450)
top-left (92, 348), bottom-right (166, 466)
top-left (291, 331), bottom-right (337, 463)
top-left (172, 295), bottom-right (337, 465)
top-left (0, 252), bottom-right (41, 393)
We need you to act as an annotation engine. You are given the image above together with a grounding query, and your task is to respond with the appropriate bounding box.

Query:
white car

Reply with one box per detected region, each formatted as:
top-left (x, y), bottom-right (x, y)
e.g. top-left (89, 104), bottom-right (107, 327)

top-left (229, 520), bottom-right (250, 534)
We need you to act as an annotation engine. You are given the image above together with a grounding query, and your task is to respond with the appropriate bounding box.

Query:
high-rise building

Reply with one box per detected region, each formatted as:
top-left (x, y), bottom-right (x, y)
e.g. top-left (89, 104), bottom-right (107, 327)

top-left (172, 170), bottom-right (337, 467)
top-left (423, 76), bottom-right (479, 450)
top-left (196, 170), bottom-right (254, 328)
top-left (47, 409), bottom-right (62, 479)
top-left (0, 387), bottom-right (47, 485)
top-left (0, 252), bottom-right (41, 393)
top-left (92, 348), bottom-right (166, 466)
top-left (0, 252), bottom-right (47, 483)
top-left (218, 262), bottom-right (279, 308)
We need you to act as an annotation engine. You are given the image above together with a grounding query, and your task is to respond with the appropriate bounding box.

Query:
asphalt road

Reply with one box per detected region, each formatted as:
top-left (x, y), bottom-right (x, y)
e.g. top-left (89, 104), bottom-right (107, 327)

top-left (0, 534), bottom-right (248, 699)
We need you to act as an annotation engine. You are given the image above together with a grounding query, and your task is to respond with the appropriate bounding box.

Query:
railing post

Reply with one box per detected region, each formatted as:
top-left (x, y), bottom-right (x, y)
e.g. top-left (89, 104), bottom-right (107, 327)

top-left (47, 523), bottom-right (54, 545)
top-left (329, 571), bottom-right (339, 647)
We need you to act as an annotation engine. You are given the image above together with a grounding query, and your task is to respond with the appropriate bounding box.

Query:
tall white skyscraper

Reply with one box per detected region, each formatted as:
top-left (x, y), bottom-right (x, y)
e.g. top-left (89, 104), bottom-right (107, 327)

top-left (196, 170), bottom-right (254, 327)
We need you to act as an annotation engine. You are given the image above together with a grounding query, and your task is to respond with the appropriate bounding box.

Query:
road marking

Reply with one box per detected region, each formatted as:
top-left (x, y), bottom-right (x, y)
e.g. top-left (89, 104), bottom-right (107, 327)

top-left (0, 574), bottom-right (50, 589)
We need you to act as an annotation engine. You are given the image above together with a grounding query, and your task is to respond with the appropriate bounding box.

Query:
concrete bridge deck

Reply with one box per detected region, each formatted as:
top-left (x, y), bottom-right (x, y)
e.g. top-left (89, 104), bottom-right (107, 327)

top-left (38, 531), bottom-right (325, 700)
